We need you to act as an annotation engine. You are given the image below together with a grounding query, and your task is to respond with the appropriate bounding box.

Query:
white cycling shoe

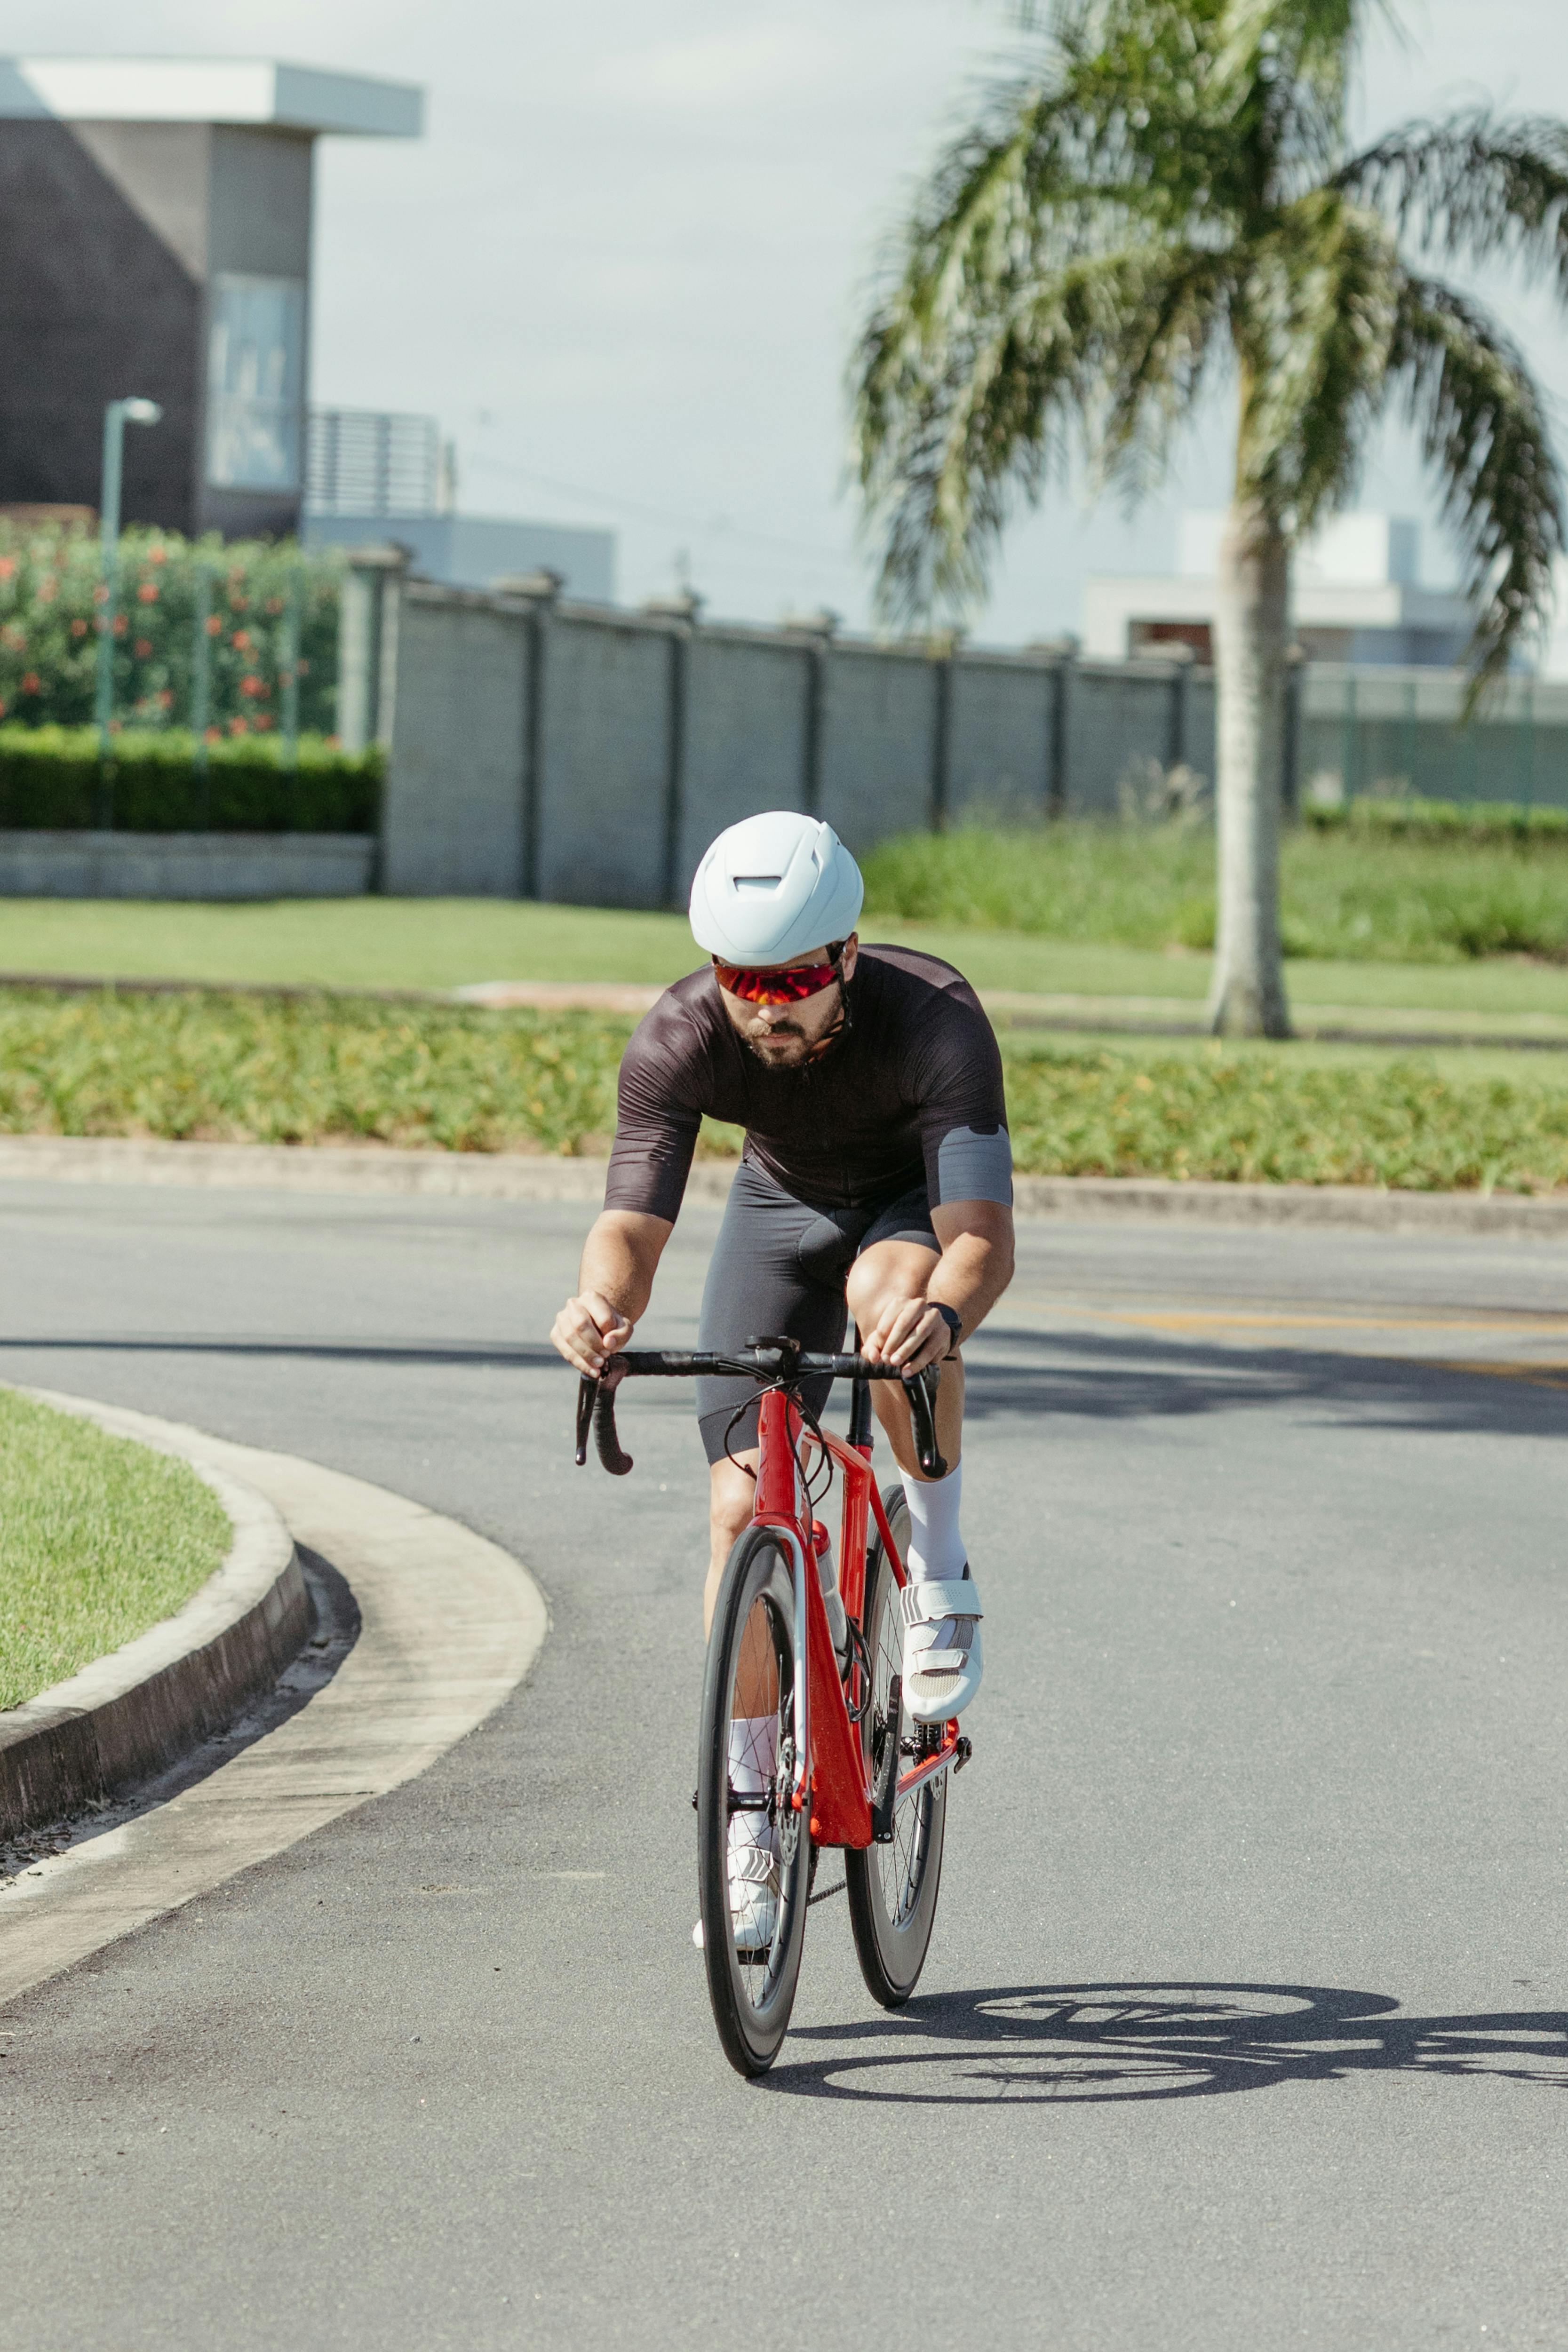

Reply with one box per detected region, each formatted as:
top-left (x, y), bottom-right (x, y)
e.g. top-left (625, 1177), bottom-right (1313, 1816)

top-left (901, 1569), bottom-right (983, 1723)
top-left (692, 1819), bottom-right (780, 1952)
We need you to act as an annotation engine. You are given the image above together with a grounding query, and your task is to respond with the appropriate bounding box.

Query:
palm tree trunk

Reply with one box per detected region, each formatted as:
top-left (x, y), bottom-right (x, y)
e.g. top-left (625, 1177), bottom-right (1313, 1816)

top-left (1208, 501), bottom-right (1292, 1037)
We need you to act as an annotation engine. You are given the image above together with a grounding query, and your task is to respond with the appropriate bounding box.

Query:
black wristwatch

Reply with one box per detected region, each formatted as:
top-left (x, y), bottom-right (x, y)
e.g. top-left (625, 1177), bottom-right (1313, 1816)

top-left (930, 1302), bottom-right (962, 1350)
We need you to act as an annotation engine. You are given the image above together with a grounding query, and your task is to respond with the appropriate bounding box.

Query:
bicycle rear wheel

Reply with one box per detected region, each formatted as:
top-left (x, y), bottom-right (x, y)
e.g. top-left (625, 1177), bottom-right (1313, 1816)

top-left (697, 1524), bottom-right (812, 2077)
top-left (845, 1483), bottom-right (947, 2007)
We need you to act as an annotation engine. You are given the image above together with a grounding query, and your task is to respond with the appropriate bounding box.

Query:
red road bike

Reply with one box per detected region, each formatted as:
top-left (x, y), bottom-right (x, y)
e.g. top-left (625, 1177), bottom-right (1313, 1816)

top-left (575, 1337), bottom-right (970, 2076)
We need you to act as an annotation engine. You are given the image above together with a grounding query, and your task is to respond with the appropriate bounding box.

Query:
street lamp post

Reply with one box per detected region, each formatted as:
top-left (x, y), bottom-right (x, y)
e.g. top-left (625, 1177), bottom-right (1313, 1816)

top-left (95, 396), bottom-right (163, 768)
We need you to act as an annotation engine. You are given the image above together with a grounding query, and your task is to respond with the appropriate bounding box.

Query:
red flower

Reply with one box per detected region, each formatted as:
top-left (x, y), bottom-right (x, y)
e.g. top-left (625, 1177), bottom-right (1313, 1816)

top-left (204, 726), bottom-right (222, 744)
top-left (149, 544), bottom-right (167, 565)
top-left (157, 688), bottom-right (174, 708)
top-left (94, 581), bottom-right (110, 604)
top-left (112, 615), bottom-right (127, 636)
top-left (232, 629), bottom-right (253, 651)
top-left (20, 670), bottom-right (40, 693)
top-left (0, 557), bottom-right (14, 580)
top-left (70, 616), bottom-right (88, 638)
top-left (136, 581), bottom-right (159, 603)
top-left (254, 714), bottom-right (275, 731)
top-left (228, 716), bottom-right (248, 735)
top-left (134, 637), bottom-right (153, 658)
top-left (239, 674), bottom-right (260, 696)
top-left (205, 614), bottom-right (222, 636)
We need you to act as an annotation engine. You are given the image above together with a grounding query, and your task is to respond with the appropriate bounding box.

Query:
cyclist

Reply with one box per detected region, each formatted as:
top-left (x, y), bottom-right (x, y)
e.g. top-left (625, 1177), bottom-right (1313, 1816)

top-left (550, 810), bottom-right (1015, 1933)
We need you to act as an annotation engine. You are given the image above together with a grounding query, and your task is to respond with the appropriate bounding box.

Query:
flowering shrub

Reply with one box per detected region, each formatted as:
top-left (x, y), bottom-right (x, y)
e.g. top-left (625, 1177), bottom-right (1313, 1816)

top-left (0, 521), bottom-right (341, 735)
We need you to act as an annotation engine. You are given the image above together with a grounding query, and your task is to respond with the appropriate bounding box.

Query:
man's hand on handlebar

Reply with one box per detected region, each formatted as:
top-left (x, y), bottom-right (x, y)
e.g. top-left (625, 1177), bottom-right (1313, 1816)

top-left (551, 1291), bottom-right (634, 1378)
top-left (859, 1297), bottom-right (954, 1379)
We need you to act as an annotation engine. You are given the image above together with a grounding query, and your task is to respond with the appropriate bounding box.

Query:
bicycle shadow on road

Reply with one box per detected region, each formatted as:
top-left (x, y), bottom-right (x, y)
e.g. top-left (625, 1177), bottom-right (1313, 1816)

top-left (960, 1327), bottom-right (1568, 1440)
top-left (768, 1979), bottom-right (1568, 2104)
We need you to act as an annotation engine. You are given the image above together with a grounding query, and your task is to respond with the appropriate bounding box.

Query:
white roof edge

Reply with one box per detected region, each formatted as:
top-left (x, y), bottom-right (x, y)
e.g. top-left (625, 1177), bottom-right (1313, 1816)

top-left (0, 57), bottom-right (422, 136)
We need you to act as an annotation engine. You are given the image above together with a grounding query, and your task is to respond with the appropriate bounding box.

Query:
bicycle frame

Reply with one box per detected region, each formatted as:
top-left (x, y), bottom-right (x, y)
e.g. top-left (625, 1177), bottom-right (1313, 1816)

top-left (750, 1386), bottom-right (962, 1850)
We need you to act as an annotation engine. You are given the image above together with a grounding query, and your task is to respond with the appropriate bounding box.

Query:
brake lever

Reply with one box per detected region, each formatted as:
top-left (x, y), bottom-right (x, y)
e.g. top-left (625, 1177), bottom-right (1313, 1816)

top-left (903, 1362), bottom-right (948, 1481)
top-left (574, 1359), bottom-right (633, 1475)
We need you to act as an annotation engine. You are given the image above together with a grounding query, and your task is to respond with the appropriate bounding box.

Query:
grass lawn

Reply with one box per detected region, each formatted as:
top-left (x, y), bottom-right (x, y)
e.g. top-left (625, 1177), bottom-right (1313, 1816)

top-left (4, 894), bottom-right (1568, 1025)
top-left (5, 985), bottom-right (1568, 1193)
top-left (0, 1389), bottom-right (231, 1713)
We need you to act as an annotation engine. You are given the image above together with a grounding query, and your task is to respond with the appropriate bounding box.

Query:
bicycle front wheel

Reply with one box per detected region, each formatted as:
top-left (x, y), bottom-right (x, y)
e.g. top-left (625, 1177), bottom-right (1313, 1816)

top-left (845, 1483), bottom-right (947, 2007)
top-left (696, 1524), bottom-right (812, 2077)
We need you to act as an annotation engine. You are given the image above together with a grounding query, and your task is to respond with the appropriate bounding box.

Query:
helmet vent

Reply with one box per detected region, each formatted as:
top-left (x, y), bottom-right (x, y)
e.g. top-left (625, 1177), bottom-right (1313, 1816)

top-left (733, 874), bottom-right (782, 894)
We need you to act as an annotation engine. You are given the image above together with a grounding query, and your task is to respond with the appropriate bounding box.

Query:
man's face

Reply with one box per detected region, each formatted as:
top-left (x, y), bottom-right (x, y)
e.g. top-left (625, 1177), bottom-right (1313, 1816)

top-left (715, 937), bottom-right (860, 1069)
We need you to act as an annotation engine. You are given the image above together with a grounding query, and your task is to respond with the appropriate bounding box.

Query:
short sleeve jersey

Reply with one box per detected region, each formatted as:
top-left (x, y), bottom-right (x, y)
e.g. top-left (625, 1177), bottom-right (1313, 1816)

top-left (604, 944), bottom-right (1011, 1222)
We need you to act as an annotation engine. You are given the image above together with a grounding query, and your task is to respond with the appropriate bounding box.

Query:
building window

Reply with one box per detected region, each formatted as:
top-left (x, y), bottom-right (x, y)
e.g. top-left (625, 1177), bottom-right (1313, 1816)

top-left (205, 274), bottom-right (305, 492)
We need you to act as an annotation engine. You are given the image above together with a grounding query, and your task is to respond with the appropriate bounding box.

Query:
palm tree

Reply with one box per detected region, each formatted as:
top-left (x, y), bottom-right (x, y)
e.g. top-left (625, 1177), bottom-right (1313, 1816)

top-left (853, 0), bottom-right (1568, 1034)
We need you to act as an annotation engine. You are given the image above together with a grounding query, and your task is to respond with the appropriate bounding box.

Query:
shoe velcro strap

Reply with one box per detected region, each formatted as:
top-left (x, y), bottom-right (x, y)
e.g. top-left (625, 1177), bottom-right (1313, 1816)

top-left (907, 1650), bottom-right (967, 1676)
top-left (730, 1847), bottom-right (778, 1888)
top-left (900, 1578), bottom-right (981, 1628)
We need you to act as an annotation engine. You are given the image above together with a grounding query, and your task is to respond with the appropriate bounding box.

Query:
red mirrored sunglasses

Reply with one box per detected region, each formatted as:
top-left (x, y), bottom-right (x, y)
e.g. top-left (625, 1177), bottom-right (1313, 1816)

top-left (713, 948), bottom-right (844, 1005)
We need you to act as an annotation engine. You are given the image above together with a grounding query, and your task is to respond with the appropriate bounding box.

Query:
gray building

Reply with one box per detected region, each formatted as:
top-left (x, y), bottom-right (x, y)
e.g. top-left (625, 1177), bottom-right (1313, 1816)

top-left (0, 56), bottom-right (421, 538)
top-left (301, 406), bottom-right (616, 598)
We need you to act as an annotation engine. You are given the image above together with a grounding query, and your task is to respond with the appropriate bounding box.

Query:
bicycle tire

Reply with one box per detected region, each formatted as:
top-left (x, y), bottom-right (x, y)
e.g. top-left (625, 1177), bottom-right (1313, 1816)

top-left (697, 1524), bottom-right (813, 2077)
top-left (845, 1484), bottom-right (947, 2008)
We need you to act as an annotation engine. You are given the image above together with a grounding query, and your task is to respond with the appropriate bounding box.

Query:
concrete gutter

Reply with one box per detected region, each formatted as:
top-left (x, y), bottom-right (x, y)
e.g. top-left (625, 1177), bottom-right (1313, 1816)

top-left (0, 1391), bottom-right (309, 1845)
top-left (1, 1402), bottom-right (548, 2010)
top-left (0, 1131), bottom-right (1567, 1234)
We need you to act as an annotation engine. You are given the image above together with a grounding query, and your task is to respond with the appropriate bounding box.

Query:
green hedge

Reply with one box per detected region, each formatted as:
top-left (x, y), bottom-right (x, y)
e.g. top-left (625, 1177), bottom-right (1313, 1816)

top-left (0, 726), bottom-right (382, 834)
top-left (1303, 794), bottom-right (1568, 843)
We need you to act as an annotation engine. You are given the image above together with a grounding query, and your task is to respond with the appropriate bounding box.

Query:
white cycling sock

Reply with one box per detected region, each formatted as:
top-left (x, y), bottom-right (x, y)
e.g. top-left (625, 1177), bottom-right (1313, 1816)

top-left (904, 1461), bottom-right (966, 1581)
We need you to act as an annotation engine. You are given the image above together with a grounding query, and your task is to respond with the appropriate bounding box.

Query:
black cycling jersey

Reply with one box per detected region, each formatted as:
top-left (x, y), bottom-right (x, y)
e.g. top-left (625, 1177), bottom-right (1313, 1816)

top-left (603, 944), bottom-right (1011, 1222)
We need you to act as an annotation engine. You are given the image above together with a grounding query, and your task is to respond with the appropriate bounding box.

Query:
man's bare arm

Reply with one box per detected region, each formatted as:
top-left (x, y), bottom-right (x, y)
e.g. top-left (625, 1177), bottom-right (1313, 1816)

top-left (550, 1209), bottom-right (674, 1376)
top-left (860, 1199), bottom-right (1015, 1373)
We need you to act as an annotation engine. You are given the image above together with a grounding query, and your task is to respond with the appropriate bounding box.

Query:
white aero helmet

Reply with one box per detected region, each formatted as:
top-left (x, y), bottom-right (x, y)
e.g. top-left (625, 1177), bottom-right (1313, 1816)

top-left (688, 810), bottom-right (863, 965)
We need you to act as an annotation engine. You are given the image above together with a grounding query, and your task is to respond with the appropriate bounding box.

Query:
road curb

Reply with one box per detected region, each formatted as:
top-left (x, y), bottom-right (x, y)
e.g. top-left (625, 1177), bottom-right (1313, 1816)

top-left (0, 1390), bottom-right (309, 1846)
top-left (0, 1131), bottom-right (1566, 1234)
top-left (0, 1402), bottom-right (549, 2010)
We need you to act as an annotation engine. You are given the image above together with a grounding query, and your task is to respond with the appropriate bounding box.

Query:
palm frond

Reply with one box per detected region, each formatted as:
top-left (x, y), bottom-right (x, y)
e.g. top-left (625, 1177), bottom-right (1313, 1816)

top-left (1388, 274), bottom-right (1564, 690)
top-left (1338, 111), bottom-right (1568, 293)
top-left (857, 241), bottom-right (1231, 623)
top-left (1235, 193), bottom-right (1400, 530)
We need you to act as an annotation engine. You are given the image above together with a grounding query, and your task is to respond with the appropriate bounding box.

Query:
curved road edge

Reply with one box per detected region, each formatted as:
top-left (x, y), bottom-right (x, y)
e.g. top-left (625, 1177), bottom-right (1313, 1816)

top-left (1, 1389), bottom-right (308, 1846)
top-left (0, 1396), bottom-right (549, 2011)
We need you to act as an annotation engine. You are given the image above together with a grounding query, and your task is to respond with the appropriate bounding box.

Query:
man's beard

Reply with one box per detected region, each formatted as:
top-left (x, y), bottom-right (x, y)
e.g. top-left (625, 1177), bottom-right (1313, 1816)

top-left (741, 1022), bottom-right (813, 1068)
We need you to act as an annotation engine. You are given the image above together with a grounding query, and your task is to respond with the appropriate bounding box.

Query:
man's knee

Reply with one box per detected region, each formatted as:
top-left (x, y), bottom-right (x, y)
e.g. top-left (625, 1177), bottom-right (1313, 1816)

top-left (708, 1455), bottom-right (756, 1541)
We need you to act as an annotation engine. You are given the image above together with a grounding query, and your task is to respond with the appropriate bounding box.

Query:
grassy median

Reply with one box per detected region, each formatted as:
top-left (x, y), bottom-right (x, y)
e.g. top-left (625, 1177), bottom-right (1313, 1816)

top-left (4, 985), bottom-right (1568, 1193)
top-left (0, 1389), bottom-right (231, 1713)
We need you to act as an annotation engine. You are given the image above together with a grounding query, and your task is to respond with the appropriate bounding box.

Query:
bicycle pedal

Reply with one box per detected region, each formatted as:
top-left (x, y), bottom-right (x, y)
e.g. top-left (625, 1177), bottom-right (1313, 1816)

top-left (954, 1736), bottom-right (974, 1773)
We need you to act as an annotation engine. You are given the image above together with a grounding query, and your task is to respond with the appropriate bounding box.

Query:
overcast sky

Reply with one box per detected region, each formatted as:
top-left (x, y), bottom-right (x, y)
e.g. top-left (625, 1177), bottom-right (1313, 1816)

top-left (11, 2), bottom-right (1568, 637)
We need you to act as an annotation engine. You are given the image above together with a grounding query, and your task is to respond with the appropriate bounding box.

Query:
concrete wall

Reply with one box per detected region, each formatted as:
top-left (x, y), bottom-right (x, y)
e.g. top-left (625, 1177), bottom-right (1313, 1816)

top-left (380, 590), bottom-right (529, 894)
top-left (381, 580), bottom-right (1209, 905)
top-left (0, 830), bottom-right (373, 898)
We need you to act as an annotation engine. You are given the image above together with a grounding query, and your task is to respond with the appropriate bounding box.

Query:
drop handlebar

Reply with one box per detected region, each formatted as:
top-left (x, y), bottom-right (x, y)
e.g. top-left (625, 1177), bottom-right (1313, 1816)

top-left (572, 1341), bottom-right (949, 1480)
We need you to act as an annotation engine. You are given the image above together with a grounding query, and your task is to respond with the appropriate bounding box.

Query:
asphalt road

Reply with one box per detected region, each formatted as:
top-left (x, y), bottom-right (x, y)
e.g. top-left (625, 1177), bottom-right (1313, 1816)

top-left (2, 1182), bottom-right (1566, 2351)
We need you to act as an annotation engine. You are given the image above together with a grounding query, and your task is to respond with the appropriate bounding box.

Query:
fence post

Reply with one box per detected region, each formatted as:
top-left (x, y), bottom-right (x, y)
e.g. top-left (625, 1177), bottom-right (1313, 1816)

top-left (191, 558), bottom-right (213, 827)
top-left (929, 635), bottom-right (958, 833)
top-left (280, 562), bottom-right (303, 774)
top-left (494, 568), bottom-right (564, 900)
top-left (1164, 642), bottom-right (1195, 774)
top-left (788, 608), bottom-right (838, 819)
top-left (1029, 634), bottom-right (1076, 818)
top-left (338, 542), bottom-right (409, 754)
top-left (1282, 647), bottom-right (1305, 818)
top-left (643, 588), bottom-right (703, 909)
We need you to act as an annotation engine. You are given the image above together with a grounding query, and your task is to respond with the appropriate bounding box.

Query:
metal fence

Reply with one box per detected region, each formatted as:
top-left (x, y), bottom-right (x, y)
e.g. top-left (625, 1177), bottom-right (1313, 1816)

top-left (1298, 665), bottom-right (1568, 810)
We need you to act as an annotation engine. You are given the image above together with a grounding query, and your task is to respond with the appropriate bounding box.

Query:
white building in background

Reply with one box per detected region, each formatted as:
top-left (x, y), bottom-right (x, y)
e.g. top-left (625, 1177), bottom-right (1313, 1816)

top-left (1083, 511), bottom-right (1474, 667)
